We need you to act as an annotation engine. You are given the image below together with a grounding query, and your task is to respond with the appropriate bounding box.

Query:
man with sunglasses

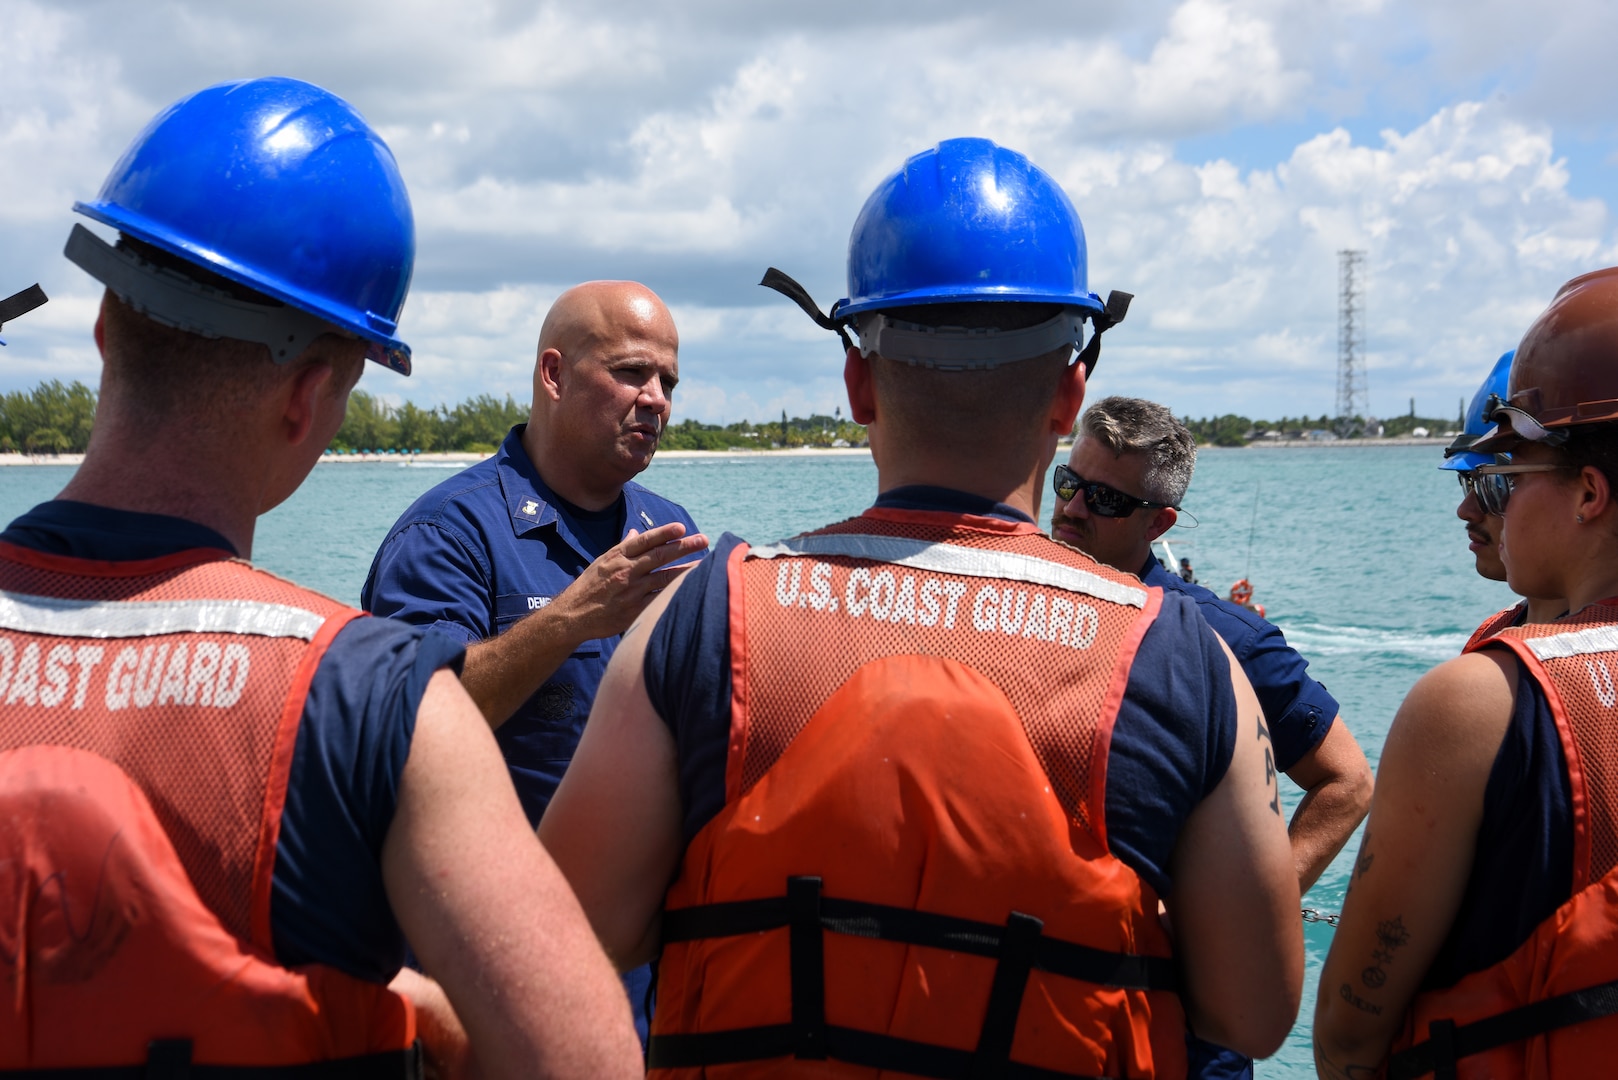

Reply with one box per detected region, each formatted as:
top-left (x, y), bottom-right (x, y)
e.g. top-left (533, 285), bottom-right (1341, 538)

top-left (1445, 351), bottom-right (1567, 645)
top-left (1052, 397), bottom-right (1371, 1080)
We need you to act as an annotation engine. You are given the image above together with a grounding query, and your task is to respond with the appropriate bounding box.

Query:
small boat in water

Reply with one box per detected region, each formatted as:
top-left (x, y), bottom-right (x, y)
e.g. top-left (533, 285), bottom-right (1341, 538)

top-left (1151, 536), bottom-right (1267, 618)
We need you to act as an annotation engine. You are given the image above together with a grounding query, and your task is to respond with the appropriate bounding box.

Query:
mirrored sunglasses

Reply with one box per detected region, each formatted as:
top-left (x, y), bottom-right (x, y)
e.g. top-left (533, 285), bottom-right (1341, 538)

top-left (1053, 464), bottom-right (1172, 518)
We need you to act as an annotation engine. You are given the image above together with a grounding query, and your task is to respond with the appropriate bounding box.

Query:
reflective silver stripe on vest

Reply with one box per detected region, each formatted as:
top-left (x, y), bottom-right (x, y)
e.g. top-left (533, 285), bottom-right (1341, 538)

top-left (0, 591), bottom-right (327, 641)
top-left (1525, 623), bottom-right (1618, 662)
top-left (748, 533), bottom-right (1147, 609)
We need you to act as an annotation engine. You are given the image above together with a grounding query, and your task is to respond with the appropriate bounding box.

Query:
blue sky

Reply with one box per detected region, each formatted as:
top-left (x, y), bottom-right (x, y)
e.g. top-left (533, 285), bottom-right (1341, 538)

top-left (3, 0), bottom-right (1616, 425)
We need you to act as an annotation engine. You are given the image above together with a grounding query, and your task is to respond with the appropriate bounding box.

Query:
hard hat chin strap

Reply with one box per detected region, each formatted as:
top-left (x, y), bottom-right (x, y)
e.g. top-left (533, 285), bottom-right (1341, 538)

top-left (1074, 290), bottom-right (1132, 376)
top-left (759, 267), bottom-right (855, 353)
top-left (65, 224), bottom-right (339, 364)
top-left (759, 266), bottom-right (1131, 375)
top-left (0, 283), bottom-right (48, 347)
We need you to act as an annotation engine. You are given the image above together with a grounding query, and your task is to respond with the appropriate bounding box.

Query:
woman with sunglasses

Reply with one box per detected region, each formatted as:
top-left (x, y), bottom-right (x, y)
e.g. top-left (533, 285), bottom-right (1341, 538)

top-left (1444, 350), bottom-right (1567, 646)
top-left (1316, 267), bottom-right (1618, 1080)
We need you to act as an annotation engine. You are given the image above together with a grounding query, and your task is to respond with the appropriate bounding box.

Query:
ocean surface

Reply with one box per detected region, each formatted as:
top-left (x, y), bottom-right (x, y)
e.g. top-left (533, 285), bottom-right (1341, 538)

top-left (0, 445), bottom-right (1513, 1076)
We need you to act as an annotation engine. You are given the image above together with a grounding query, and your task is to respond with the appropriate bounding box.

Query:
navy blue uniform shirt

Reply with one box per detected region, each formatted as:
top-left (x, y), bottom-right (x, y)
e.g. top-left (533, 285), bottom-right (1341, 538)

top-left (1, 500), bottom-right (464, 983)
top-left (1140, 556), bottom-right (1339, 773)
top-left (643, 486), bottom-right (1238, 899)
top-left (361, 424), bottom-right (699, 825)
top-left (1137, 557), bottom-right (1341, 1079)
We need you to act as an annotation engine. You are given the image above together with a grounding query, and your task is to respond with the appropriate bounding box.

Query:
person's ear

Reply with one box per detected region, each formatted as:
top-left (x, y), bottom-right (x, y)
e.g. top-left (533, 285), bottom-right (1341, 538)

top-left (1051, 357), bottom-right (1086, 435)
top-left (93, 294), bottom-right (108, 357)
top-left (844, 347), bottom-right (877, 425)
top-left (282, 360), bottom-right (335, 446)
top-left (537, 347), bottom-right (566, 403)
top-left (1144, 506), bottom-right (1177, 543)
top-left (1577, 464), bottom-right (1613, 524)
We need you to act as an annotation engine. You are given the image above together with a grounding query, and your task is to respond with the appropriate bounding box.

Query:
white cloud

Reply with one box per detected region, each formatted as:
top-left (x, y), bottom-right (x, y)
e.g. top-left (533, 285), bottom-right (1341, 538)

top-left (1, 0), bottom-right (1615, 425)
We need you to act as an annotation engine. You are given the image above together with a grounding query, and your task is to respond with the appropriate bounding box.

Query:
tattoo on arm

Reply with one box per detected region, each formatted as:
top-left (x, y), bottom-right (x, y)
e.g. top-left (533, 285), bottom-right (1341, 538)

top-left (1256, 712), bottom-right (1280, 816)
top-left (1346, 842), bottom-right (1373, 897)
top-left (1338, 981), bottom-right (1382, 1015)
top-left (1317, 1046), bottom-right (1381, 1080)
top-left (1356, 914), bottom-right (1411, 994)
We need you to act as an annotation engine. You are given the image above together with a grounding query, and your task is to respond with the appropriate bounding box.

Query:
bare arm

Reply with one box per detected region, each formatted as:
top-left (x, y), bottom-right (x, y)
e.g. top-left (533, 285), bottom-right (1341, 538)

top-left (1284, 716), bottom-right (1374, 893)
top-left (1167, 639), bottom-right (1303, 1058)
top-left (1313, 652), bottom-right (1516, 1078)
top-left (539, 579), bottom-right (688, 969)
top-left (460, 523), bottom-right (707, 728)
top-left (382, 670), bottom-right (642, 1078)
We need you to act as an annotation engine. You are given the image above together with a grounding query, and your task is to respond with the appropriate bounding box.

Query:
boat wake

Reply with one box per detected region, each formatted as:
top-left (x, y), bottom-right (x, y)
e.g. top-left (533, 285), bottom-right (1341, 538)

top-left (1275, 622), bottom-right (1468, 663)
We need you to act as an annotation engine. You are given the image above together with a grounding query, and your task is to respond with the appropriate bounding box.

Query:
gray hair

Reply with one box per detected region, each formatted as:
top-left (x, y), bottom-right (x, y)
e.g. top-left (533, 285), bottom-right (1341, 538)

top-left (1078, 396), bottom-right (1197, 506)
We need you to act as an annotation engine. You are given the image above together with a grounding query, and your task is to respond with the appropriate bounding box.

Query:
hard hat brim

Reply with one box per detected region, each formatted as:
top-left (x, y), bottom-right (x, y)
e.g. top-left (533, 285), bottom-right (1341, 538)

top-left (836, 288), bottom-right (1107, 321)
top-left (75, 202), bottom-right (413, 376)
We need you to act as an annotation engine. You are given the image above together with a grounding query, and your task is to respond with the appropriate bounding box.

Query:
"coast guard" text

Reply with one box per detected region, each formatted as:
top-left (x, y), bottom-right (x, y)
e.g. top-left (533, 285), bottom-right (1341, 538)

top-left (772, 561), bottom-right (1100, 649)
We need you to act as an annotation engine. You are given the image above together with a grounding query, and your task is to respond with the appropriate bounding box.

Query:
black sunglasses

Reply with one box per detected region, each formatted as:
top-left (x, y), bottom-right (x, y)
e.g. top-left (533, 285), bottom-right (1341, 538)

top-left (1457, 470), bottom-right (1512, 516)
top-left (1053, 464), bottom-right (1173, 518)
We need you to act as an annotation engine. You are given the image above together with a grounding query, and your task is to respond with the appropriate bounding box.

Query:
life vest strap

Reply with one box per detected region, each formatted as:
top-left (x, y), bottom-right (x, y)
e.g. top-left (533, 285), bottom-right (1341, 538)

top-left (0, 1041), bottom-right (423, 1080)
top-left (647, 1021), bottom-right (1104, 1079)
top-left (1388, 976), bottom-right (1618, 1080)
top-left (660, 880), bottom-right (1178, 992)
top-left (652, 876), bottom-right (1163, 1077)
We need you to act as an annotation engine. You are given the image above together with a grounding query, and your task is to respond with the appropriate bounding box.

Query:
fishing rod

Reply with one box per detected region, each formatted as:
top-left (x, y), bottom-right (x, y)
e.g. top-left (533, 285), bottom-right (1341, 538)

top-left (1244, 481), bottom-right (1261, 581)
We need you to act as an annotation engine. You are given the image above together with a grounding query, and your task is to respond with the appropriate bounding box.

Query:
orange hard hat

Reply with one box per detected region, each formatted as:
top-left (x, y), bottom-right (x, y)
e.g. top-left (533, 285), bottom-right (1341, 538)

top-left (1476, 267), bottom-right (1618, 451)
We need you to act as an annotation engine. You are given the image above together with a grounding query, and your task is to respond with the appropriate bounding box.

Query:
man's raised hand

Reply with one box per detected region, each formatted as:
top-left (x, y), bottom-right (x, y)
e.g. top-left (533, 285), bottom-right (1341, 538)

top-left (554, 523), bottom-right (708, 642)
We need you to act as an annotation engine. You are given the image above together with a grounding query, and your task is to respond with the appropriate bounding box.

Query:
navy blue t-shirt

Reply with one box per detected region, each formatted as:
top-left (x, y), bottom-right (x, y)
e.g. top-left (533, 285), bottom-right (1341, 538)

top-left (1423, 654), bottom-right (1572, 989)
top-left (642, 486), bottom-right (1238, 897)
top-left (362, 424), bottom-right (698, 825)
top-left (1140, 557), bottom-right (1339, 773)
top-left (1, 500), bottom-right (464, 982)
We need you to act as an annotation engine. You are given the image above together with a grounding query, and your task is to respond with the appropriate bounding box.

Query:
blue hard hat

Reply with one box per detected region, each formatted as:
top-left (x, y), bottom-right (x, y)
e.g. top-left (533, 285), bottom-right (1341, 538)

top-left (838, 138), bottom-right (1106, 319)
top-left (1439, 349), bottom-right (1514, 472)
top-left (74, 77), bottom-right (415, 374)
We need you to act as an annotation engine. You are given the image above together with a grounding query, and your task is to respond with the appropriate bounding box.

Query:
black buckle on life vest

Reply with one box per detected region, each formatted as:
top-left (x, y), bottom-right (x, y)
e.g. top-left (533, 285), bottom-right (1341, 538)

top-left (146, 1042), bottom-right (192, 1080)
top-left (1387, 976), bottom-right (1618, 1080)
top-left (648, 875), bottom-right (1174, 1078)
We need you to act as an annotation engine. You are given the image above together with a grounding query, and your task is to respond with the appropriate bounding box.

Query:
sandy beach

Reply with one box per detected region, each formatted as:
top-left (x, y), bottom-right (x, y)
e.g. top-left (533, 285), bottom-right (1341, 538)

top-left (0, 437), bottom-right (1453, 468)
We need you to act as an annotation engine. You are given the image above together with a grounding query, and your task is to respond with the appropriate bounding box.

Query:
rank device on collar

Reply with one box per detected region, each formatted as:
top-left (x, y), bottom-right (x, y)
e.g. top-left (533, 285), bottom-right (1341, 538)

top-left (760, 138), bottom-right (1131, 373)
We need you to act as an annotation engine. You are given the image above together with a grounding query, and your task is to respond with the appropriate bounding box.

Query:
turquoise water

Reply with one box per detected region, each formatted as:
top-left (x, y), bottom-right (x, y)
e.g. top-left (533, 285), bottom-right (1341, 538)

top-left (0, 447), bottom-right (1511, 1075)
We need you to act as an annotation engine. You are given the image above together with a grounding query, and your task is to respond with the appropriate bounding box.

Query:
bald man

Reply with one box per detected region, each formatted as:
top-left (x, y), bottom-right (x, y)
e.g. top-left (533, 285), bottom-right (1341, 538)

top-left (364, 282), bottom-right (705, 1039)
top-left (365, 281), bottom-right (706, 820)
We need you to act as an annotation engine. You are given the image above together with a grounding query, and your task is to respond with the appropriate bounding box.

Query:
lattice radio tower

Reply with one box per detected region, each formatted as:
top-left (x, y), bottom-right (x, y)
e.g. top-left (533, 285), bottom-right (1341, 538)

top-left (1336, 250), bottom-right (1369, 427)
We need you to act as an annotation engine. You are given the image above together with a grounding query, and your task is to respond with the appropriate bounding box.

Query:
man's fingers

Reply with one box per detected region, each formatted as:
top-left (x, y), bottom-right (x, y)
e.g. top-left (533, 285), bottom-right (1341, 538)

top-left (619, 522), bottom-right (687, 557)
top-left (646, 561), bottom-right (697, 590)
top-left (628, 532), bottom-right (708, 573)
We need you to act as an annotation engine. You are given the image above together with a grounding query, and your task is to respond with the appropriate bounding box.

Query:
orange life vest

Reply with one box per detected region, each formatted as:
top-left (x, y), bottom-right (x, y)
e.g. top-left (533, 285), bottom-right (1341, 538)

top-left (648, 509), bottom-right (1186, 1079)
top-left (1462, 602), bottom-right (1526, 653)
top-left (1388, 601), bottom-right (1618, 1080)
top-left (0, 542), bottom-right (417, 1070)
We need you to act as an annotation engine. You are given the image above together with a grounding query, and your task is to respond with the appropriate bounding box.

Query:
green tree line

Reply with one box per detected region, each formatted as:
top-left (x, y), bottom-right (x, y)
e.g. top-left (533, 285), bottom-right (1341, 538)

top-left (0, 380), bottom-right (98, 453)
top-left (1181, 413), bottom-right (1460, 447)
top-left (660, 410), bottom-right (869, 450)
top-left (331, 391), bottom-right (529, 453)
top-left (0, 380), bottom-right (1462, 456)
top-left (333, 396), bottom-right (871, 453)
